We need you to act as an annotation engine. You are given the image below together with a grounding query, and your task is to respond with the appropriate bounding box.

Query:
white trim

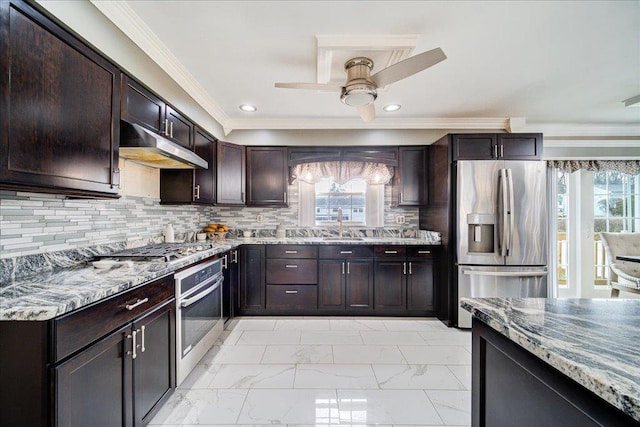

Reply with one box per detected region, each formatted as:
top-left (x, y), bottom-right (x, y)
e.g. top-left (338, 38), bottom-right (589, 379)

top-left (543, 140), bottom-right (640, 148)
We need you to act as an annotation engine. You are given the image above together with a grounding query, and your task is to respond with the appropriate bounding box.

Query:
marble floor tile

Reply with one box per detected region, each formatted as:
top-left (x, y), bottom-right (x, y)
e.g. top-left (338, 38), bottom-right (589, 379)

top-left (261, 344), bottom-right (334, 363)
top-left (332, 345), bottom-right (406, 364)
top-left (212, 345), bottom-right (266, 364)
top-left (294, 364), bottom-right (379, 389)
top-left (237, 389), bottom-right (338, 425)
top-left (383, 318), bottom-right (449, 332)
top-left (148, 388), bottom-right (248, 425)
top-left (235, 330), bottom-right (301, 345)
top-left (427, 390), bottom-right (472, 425)
top-left (178, 348), bottom-right (221, 389)
top-left (360, 330), bottom-right (426, 345)
top-left (336, 389), bottom-right (443, 425)
top-left (208, 364), bottom-right (295, 389)
top-left (329, 318), bottom-right (389, 331)
top-left (232, 318), bottom-right (277, 331)
top-left (300, 330), bottom-right (364, 345)
top-left (419, 330), bottom-right (472, 346)
top-left (273, 318), bottom-right (331, 330)
top-left (215, 328), bottom-right (242, 346)
top-left (448, 365), bottom-right (472, 390)
top-left (372, 364), bottom-right (465, 390)
top-left (399, 345), bottom-right (472, 365)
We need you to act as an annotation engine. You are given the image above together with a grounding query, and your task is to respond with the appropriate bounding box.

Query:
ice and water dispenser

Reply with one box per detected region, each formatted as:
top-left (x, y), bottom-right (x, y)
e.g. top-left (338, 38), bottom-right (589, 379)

top-left (466, 213), bottom-right (495, 253)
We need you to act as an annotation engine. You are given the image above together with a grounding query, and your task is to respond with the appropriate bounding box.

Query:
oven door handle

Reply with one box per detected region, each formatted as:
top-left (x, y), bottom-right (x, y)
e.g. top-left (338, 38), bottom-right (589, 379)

top-left (180, 277), bottom-right (222, 308)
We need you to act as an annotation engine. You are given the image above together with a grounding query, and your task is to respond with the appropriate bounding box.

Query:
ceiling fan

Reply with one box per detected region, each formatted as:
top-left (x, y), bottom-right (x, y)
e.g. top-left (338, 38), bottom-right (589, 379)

top-left (274, 47), bottom-right (446, 122)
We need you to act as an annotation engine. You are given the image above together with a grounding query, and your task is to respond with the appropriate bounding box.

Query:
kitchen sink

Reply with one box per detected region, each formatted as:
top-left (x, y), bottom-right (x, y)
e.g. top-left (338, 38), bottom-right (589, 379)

top-left (322, 237), bottom-right (364, 241)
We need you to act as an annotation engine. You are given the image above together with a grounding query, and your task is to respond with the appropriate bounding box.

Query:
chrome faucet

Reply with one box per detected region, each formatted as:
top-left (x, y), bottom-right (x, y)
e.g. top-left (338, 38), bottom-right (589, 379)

top-left (337, 207), bottom-right (343, 238)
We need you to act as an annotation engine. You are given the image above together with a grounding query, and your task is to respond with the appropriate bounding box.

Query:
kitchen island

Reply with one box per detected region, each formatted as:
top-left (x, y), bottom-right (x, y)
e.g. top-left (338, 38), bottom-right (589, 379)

top-left (461, 297), bottom-right (640, 426)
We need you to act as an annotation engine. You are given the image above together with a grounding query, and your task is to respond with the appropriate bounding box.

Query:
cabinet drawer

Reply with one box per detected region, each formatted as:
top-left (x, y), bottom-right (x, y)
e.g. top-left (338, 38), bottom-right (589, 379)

top-left (406, 246), bottom-right (437, 258)
top-left (267, 245), bottom-right (317, 259)
top-left (318, 245), bottom-right (373, 259)
top-left (53, 275), bottom-right (174, 362)
top-left (266, 259), bottom-right (317, 284)
top-left (374, 246), bottom-right (407, 258)
top-left (266, 285), bottom-right (317, 310)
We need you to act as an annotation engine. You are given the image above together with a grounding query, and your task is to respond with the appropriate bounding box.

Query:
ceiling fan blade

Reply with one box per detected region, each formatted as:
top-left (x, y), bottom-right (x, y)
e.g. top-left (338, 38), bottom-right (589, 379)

top-left (274, 82), bottom-right (342, 92)
top-left (357, 103), bottom-right (376, 122)
top-left (370, 47), bottom-right (447, 88)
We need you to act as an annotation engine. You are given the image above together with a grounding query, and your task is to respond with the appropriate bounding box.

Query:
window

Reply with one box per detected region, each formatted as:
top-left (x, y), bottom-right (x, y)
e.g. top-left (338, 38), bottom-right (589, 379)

top-left (315, 178), bottom-right (366, 225)
top-left (553, 167), bottom-right (640, 297)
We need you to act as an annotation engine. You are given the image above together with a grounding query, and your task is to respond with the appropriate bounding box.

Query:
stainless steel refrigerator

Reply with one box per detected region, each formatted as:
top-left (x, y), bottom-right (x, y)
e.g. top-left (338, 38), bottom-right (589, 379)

top-left (456, 160), bottom-right (548, 328)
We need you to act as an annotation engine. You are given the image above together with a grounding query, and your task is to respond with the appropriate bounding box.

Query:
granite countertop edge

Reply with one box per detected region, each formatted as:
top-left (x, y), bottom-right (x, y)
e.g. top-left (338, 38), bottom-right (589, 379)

top-left (1, 238), bottom-right (439, 321)
top-left (460, 297), bottom-right (640, 422)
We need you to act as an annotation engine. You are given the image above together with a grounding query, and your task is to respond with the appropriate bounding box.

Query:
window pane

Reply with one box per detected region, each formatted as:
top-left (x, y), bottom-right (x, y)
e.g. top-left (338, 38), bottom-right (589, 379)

top-left (315, 178), bottom-right (367, 225)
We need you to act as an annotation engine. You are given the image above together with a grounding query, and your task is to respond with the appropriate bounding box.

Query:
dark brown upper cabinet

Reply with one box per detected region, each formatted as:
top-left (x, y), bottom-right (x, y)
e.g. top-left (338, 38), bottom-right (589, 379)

top-left (0, 0), bottom-right (120, 198)
top-left (247, 147), bottom-right (288, 207)
top-left (121, 74), bottom-right (194, 149)
top-left (452, 133), bottom-right (542, 161)
top-left (396, 146), bottom-right (427, 206)
top-left (216, 140), bottom-right (246, 205)
top-left (160, 126), bottom-right (216, 204)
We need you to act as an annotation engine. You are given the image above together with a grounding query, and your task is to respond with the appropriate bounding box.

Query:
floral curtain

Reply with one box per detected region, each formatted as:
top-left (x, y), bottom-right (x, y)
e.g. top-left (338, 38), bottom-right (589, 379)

top-left (548, 160), bottom-right (640, 175)
top-left (290, 161), bottom-right (394, 185)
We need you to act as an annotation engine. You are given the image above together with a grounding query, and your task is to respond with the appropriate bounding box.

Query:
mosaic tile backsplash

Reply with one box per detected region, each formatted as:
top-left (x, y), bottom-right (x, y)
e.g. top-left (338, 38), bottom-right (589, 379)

top-left (0, 185), bottom-right (420, 258)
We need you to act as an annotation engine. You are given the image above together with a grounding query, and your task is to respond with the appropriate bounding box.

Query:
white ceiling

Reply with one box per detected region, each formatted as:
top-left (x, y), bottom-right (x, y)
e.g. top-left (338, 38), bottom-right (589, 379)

top-left (93, 1), bottom-right (639, 136)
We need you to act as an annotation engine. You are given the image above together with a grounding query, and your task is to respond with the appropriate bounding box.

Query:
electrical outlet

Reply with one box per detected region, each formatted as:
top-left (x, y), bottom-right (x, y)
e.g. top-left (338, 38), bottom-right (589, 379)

top-left (257, 214), bottom-right (264, 224)
top-left (395, 215), bottom-right (405, 224)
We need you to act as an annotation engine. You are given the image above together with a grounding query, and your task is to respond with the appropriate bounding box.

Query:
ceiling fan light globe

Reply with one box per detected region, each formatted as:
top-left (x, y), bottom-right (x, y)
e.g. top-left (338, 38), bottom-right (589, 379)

top-left (341, 85), bottom-right (377, 107)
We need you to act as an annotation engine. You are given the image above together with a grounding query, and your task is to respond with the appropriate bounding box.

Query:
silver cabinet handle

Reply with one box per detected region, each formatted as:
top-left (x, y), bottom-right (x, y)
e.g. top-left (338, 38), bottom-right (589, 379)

top-left (409, 262), bottom-right (412, 275)
top-left (285, 290), bottom-right (298, 294)
top-left (418, 250), bottom-right (431, 254)
top-left (194, 184), bottom-right (200, 200)
top-left (222, 254), bottom-right (228, 269)
top-left (285, 264), bottom-right (298, 268)
top-left (385, 250), bottom-right (398, 254)
top-left (140, 325), bottom-right (146, 353)
top-left (500, 144), bottom-right (504, 158)
top-left (340, 250), bottom-right (353, 254)
top-left (170, 121), bottom-right (174, 138)
top-left (493, 144), bottom-right (498, 158)
top-left (284, 192), bottom-right (287, 203)
top-left (403, 262), bottom-right (407, 275)
top-left (131, 329), bottom-right (137, 359)
top-left (232, 250), bottom-right (238, 264)
top-left (347, 262), bottom-right (350, 275)
top-left (285, 250), bottom-right (298, 254)
top-left (342, 262), bottom-right (345, 275)
top-left (126, 297), bottom-right (149, 311)
top-left (351, 304), bottom-right (368, 308)
top-left (164, 118), bottom-right (169, 136)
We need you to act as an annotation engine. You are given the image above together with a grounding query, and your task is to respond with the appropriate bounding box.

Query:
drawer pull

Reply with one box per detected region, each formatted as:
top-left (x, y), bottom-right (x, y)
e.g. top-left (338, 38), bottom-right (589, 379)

top-left (285, 250), bottom-right (298, 254)
top-left (125, 297), bottom-right (149, 311)
top-left (340, 250), bottom-right (353, 254)
top-left (385, 250), bottom-right (398, 254)
top-left (418, 250), bottom-right (431, 254)
top-left (285, 290), bottom-right (298, 294)
top-left (285, 264), bottom-right (298, 268)
top-left (140, 325), bottom-right (146, 353)
top-left (351, 304), bottom-right (368, 308)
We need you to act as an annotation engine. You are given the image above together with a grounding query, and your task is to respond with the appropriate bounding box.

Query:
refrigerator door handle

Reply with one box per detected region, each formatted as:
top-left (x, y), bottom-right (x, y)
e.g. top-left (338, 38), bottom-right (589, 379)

top-left (498, 169), bottom-right (509, 257)
top-left (461, 270), bottom-right (547, 277)
top-left (506, 168), bottom-right (515, 256)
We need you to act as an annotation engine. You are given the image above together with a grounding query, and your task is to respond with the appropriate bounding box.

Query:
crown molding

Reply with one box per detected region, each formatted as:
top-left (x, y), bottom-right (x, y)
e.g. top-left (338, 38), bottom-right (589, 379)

top-left (523, 122), bottom-right (640, 138)
top-left (89, 0), bottom-right (229, 127)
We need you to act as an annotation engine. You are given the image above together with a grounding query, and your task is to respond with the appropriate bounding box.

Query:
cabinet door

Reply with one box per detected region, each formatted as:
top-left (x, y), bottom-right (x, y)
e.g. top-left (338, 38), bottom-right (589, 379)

top-left (165, 105), bottom-right (194, 149)
top-left (133, 300), bottom-right (175, 426)
top-left (374, 260), bottom-right (406, 312)
top-left (345, 260), bottom-right (374, 311)
top-left (452, 135), bottom-right (497, 160)
top-left (318, 259), bottom-right (346, 310)
top-left (56, 324), bottom-right (132, 427)
top-left (398, 146), bottom-right (427, 206)
top-left (193, 127), bottom-right (216, 203)
top-left (407, 260), bottom-right (435, 312)
top-left (0, 0), bottom-right (120, 197)
top-left (217, 141), bottom-right (246, 205)
top-left (498, 134), bottom-right (542, 160)
top-left (239, 245), bottom-right (265, 312)
top-left (225, 250), bottom-right (239, 322)
top-left (246, 147), bottom-right (288, 206)
top-left (121, 74), bottom-right (165, 135)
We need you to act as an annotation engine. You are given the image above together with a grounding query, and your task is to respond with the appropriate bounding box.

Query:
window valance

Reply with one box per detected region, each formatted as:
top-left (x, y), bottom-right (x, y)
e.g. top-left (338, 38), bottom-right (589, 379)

top-left (548, 160), bottom-right (640, 175)
top-left (290, 161), bottom-right (394, 185)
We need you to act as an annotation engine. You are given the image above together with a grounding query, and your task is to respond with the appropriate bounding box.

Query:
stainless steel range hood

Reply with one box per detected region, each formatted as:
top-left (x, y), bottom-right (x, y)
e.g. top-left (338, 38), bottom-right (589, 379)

top-left (119, 122), bottom-right (208, 169)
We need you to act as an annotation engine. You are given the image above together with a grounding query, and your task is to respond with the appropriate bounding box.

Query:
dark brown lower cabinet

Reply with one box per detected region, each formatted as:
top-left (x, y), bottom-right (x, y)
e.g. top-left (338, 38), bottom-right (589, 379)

top-left (374, 259), bottom-right (406, 312)
top-left (318, 257), bottom-right (373, 313)
top-left (406, 259), bottom-right (435, 312)
top-left (238, 245), bottom-right (266, 314)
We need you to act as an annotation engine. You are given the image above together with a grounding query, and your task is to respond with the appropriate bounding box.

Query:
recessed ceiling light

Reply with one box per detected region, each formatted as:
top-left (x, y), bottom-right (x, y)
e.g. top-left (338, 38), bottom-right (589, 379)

top-left (623, 95), bottom-right (640, 108)
top-left (383, 104), bottom-right (401, 112)
top-left (239, 104), bottom-right (257, 112)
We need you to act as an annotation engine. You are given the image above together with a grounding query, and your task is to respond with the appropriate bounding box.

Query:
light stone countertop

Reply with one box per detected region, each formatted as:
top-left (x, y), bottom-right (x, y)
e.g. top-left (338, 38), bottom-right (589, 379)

top-left (0, 237), bottom-right (439, 321)
top-left (461, 297), bottom-right (640, 422)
